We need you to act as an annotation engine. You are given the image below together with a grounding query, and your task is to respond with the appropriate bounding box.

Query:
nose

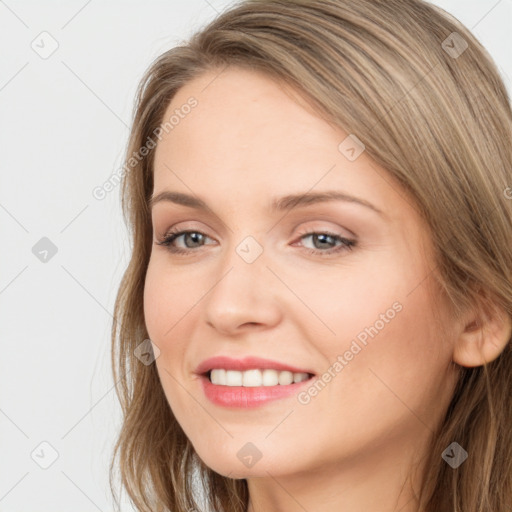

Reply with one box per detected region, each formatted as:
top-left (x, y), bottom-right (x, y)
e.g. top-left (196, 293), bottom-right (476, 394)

top-left (202, 244), bottom-right (282, 335)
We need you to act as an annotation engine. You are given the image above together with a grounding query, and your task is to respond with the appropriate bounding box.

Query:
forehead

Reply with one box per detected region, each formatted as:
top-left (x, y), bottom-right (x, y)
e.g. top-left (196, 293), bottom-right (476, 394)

top-left (154, 67), bottom-right (371, 194)
top-left (157, 67), bottom-right (336, 165)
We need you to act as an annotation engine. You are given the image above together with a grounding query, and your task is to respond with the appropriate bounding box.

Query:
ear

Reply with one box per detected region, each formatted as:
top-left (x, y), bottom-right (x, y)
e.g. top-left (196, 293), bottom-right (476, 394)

top-left (452, 297), bottom-right (512, 368)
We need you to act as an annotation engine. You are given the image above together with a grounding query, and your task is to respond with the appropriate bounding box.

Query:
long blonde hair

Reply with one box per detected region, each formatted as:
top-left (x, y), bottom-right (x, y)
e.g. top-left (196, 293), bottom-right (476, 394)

top-left (109, 1), bottom-right (512, 510)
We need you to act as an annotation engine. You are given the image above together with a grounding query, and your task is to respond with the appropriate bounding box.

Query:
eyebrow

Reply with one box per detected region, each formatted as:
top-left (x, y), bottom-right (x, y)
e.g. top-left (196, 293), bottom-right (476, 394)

top-left (149, 190), bottom-right (385, 217)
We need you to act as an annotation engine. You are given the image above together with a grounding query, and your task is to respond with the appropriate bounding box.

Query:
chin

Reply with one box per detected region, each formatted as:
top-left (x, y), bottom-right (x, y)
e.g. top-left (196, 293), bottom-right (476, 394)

top-left (192, 443), bottom-right (288, 479)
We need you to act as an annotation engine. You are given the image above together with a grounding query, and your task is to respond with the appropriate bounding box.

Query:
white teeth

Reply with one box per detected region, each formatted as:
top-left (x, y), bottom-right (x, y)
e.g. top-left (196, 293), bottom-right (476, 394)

top-left (225, 370), bottom-right (242, 386)
top-left (210, 369), bottom-right (226, 385)
top-left (262, 368), bottom-right (278, 386)
top-left (242, 369), bottom-right (262, 387)
top-left (209, 369), bottom-right (311, 386)
top-left (293, 372), bottom-right (309, 383)
top-left (278, 371), bottom-right (293, 385)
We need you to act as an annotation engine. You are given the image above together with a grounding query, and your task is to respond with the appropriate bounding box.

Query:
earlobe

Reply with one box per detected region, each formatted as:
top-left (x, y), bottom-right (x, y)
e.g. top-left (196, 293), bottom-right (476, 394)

top-left (452, 302), bottom-right (512, 368)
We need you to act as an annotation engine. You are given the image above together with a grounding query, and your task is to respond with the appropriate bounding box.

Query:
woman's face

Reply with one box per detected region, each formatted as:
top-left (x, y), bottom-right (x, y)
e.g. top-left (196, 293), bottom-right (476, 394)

top-left (144, 66), bottom-right (458, 481)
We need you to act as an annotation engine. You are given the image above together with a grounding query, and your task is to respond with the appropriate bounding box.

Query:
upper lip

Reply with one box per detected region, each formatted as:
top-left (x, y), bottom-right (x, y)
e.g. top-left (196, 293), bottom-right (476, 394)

top-left (195, 356), bottom-right (315, 376)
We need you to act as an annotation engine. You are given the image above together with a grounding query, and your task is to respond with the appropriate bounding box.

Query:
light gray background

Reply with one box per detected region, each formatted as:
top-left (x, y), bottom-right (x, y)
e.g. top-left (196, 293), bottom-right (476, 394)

top-left (1, 1), bottom-right (511, 511)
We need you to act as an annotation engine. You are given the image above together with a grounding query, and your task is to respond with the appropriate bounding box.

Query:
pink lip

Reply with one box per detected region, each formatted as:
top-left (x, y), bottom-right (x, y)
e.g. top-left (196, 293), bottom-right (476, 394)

top-left (194, 355), bottom-right (314, 375)
top-left (194, 356), bottom-right (315, 409)
top-left (199, 374), bottom-right (313, 408)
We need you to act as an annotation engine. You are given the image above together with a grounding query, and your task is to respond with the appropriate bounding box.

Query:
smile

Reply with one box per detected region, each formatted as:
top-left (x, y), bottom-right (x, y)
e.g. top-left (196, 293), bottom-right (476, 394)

top-left (199, 371), bottom-right (315, 408)
top-left (195, 355), bottom-right (316, 407)
top-left (209, 368), bottom-right (312, 386)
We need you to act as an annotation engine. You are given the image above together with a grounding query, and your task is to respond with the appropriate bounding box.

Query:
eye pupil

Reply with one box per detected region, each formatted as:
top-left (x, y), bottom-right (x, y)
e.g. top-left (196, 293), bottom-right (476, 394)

top-left (314, 234), bottom-right (334, 248)
top-left (186, 232), bottom-right (203, 247)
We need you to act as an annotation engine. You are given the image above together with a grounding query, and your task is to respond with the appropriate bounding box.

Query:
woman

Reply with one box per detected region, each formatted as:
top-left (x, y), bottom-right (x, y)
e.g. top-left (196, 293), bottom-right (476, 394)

top-left (109, 1), bottom-right (512, 510)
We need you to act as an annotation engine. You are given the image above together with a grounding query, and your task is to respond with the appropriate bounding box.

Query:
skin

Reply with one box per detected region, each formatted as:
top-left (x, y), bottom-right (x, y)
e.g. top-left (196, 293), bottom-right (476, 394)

top-left (143, 66), bottom-right (506, 512)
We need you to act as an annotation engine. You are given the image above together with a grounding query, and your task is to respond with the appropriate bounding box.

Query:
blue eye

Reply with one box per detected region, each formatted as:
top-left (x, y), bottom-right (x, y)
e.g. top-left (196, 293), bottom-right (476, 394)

top-left (155, 229), bottom-right (356, 257)
top-left (297, 231), bottom-right (356, 256)
top-left (155, 230), bottom-right (214, 255)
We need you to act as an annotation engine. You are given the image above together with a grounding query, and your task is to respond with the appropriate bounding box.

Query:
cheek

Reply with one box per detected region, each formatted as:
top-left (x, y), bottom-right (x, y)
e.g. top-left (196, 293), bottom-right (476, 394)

top-left (278, 254), bottom-right (404, 344)
top-left (143, 258), bottom-right (194, 340)
top-left (320, 278), bottom-right (449, 424)
top-left (143, 262), bottom-right (194, 410)
top-left (302, 252), bottom-right (449, 415)
top-left (143, 257), bottom-right (208, 380)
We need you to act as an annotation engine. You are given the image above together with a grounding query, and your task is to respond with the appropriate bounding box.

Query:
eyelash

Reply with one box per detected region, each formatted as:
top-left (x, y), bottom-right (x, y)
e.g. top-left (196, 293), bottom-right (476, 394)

top-left (155, 228), bottom-right (356, 257)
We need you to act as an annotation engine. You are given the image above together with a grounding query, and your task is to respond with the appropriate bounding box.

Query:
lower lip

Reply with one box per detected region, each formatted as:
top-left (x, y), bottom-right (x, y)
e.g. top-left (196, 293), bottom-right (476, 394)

top-left (199, 374), bottom-right (314, 408)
